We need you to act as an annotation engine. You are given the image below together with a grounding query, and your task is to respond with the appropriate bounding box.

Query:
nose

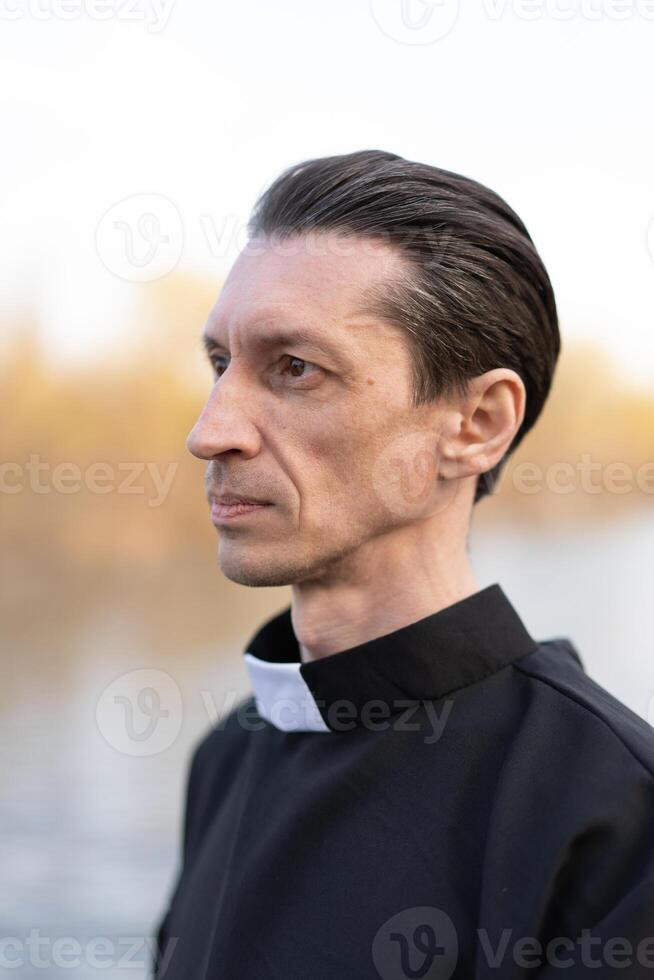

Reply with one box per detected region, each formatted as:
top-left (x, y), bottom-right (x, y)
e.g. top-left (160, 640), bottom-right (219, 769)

top-left (186, 382), bottom-right (262, 461)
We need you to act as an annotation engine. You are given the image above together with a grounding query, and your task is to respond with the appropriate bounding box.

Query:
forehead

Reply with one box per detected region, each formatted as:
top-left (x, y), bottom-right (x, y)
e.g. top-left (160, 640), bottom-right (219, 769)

top-left (205, 231), bottom-right (409, 340)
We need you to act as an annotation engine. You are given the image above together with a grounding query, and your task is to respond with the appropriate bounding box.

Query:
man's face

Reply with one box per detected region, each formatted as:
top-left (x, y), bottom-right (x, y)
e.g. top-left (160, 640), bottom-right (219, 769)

top-left (187, 230), bottom-right (450, 588)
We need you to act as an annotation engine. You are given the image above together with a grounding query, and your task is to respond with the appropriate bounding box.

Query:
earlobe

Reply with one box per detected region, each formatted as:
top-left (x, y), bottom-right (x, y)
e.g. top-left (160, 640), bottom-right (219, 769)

top-left (437, 441), bottom-right (473, 482)
top-left (439, 447), bottom-right (490, 484)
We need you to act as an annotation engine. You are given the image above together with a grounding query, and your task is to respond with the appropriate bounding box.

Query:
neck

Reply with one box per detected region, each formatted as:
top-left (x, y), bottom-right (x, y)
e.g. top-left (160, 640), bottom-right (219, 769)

top-left (290, 509), bottom-right (480, 664)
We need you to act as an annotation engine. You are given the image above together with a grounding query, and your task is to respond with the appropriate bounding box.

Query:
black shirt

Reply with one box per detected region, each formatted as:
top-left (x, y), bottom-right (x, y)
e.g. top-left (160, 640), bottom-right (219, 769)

top-left (152, 583), bottom-right (654, 978)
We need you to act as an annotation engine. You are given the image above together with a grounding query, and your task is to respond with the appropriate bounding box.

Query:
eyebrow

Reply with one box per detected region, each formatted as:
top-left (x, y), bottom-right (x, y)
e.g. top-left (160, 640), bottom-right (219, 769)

top-left (201, 327), bottom-right (345, 363)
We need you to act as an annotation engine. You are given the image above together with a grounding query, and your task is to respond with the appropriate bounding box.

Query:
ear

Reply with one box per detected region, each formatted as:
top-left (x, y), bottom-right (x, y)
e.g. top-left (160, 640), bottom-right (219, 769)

top-left (437, 369), bottom-right (526, 483)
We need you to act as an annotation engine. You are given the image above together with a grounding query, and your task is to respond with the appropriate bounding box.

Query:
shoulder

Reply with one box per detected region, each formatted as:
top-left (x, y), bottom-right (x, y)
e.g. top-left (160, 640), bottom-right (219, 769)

top-left (512, 638), bottom-right (654, 782)
top-left (503, 641), bottom-right (654, 937)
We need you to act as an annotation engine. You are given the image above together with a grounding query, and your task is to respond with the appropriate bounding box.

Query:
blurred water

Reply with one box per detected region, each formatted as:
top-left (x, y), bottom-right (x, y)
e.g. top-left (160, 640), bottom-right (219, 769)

top-left (2, 510), bottom-right (652, 978)
top-left (470, 509), bottom-right (654, 722)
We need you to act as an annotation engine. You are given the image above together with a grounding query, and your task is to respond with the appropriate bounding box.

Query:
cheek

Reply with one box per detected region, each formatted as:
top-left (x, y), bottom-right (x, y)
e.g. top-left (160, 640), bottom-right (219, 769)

top-left (268, 395), bottom-right (411, 518)
top-left (304, 411), bottom-right (391, 511)
top-left (276, 413), bottom-right (360, 519)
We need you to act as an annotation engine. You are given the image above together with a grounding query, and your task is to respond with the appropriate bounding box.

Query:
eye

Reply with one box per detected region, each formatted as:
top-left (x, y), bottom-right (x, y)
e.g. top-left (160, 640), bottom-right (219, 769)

top-left (280, 356), bottom-right (319, 380)
top-left (210, 354), bottom-right (228, 378)
top-left (207, 353), bottom-right (321, 385)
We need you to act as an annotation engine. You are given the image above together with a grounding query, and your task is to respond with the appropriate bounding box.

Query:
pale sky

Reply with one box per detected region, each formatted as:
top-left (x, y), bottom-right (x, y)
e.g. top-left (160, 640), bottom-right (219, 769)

top-left (2, 0), bottom-right (654, 385)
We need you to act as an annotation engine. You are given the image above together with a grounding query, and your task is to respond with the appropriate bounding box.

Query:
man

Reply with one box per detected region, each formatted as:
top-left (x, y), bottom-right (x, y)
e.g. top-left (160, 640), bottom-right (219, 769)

top-left (153, 150), bottom-right (654, 978)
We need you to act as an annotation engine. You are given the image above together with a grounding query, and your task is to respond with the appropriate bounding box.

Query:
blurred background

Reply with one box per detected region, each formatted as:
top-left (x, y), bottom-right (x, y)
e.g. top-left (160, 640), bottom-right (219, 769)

top-left (2, 1), bottom-right (654, 976)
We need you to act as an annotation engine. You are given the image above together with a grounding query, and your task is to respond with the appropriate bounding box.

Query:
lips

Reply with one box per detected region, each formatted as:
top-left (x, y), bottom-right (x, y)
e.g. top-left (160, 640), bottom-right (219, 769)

top-left (208, 490), bottom-right (272, 523)
top-left (212, 493), bottom-right (270, 507)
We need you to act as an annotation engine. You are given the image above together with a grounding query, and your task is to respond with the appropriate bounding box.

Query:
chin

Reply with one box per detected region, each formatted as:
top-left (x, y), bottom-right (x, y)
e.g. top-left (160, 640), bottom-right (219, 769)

top-left (219, 565), bottom-right (293, 589)
top-left (217, 533), bottom-right (352, 588)
top-left (217, 546), bottom-right (302, 588)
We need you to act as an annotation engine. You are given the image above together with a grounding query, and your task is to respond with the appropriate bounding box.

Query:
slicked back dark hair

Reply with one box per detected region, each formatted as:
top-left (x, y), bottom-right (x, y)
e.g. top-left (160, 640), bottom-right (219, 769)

top-left (246, 149), bottom-right (560, 505)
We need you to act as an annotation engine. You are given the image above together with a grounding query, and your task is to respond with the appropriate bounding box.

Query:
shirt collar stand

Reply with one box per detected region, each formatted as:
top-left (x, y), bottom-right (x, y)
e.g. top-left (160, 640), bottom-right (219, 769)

top-left (243, 583), bottom-right (538, 733)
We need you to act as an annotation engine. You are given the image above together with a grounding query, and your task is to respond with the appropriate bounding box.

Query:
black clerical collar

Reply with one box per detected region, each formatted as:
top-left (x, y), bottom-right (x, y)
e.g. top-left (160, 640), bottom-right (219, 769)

top-left (243, 583), bottom-right (538, 733)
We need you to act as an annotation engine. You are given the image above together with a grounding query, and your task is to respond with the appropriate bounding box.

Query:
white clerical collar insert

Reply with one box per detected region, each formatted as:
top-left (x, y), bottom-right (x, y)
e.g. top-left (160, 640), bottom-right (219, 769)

top-left (244, 653), bottom-right (330, 733)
